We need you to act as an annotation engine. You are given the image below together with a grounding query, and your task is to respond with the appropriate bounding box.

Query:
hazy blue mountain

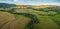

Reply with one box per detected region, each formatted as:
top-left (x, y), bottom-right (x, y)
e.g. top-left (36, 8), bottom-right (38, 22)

top-left (0, 3), bottom-right (16, 8)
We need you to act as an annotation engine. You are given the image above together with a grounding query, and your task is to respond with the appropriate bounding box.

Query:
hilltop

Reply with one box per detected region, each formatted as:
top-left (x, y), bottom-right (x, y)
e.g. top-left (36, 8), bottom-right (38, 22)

top-left (15, 5), bottom-right (59, 9)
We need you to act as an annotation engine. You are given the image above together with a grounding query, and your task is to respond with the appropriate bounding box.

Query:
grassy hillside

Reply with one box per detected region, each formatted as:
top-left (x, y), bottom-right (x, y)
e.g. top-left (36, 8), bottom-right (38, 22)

top-left (0, 5), bottom-right (60, 29)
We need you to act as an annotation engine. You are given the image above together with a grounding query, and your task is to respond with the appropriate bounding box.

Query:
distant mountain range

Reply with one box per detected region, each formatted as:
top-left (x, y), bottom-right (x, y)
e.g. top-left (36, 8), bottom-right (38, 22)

top-left (0, 3), bottom-right (60, 9)
top-left (0, 3), bottom-right (16, 8)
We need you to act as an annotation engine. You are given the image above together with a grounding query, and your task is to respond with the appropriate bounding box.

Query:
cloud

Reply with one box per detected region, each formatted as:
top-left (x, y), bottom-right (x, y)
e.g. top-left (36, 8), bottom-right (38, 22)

top-left (0, 0), bottom-right (60, 6)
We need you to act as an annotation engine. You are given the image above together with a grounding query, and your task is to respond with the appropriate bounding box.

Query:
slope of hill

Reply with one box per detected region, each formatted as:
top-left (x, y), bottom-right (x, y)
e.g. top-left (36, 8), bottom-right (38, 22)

top-left (0, 4), bottom-right (60, 29)
top-left (15, 5), bottom-right (59, 9)
top-left (32, 5), bottom-right (57, 9)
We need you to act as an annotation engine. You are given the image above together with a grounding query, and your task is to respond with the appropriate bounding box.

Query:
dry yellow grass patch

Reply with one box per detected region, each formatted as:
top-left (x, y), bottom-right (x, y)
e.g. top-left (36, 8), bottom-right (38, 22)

top-left (0, 12), bottom-right (31, 29)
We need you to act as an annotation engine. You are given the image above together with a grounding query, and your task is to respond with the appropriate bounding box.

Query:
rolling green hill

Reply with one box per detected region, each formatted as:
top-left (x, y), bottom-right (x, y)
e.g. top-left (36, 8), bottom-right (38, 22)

top-left (0, 4), bottom-right (60, 29)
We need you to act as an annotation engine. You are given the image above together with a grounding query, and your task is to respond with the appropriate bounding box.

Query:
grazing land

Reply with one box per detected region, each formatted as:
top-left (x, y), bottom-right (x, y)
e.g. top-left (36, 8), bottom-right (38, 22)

top-left (0, 3), bottom-right (60, 29)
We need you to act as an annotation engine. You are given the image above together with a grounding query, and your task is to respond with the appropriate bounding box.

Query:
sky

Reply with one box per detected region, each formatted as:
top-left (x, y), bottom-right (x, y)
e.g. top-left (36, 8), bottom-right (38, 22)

top-left (0, 0), bottom-right (60, 5)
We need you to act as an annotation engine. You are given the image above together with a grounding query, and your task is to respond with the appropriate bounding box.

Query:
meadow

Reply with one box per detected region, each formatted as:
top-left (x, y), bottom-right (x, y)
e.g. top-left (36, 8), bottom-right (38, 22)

top-left (0, 6), bottom-right (60, 29)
